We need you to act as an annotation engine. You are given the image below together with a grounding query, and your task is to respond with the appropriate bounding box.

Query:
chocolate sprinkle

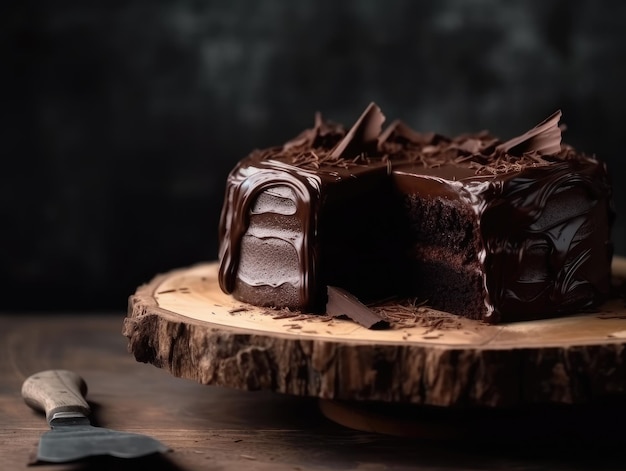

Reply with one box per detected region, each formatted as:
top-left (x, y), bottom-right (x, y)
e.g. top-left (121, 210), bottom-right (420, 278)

top-left (254, 105), bottom-right (580, 178)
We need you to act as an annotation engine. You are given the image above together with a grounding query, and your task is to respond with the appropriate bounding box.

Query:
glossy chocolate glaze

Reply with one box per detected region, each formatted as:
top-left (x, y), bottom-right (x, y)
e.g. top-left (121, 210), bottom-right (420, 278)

top-left (218, 104), bottom-right (614, 322)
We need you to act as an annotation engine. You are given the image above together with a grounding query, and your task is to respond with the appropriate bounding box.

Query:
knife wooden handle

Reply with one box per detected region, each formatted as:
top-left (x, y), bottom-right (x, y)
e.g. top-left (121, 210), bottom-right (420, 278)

top-left (21, 370), bottom-right (90, 423)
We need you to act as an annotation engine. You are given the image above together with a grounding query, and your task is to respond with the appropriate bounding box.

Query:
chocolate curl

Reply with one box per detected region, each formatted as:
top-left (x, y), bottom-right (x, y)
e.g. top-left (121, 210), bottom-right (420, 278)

top-left (283, 112), bottom-right (345, 151)
top-left (283, 112), bottom-right (323, 150)
top-left (328, 102), bottom-right (385, 159)
top-left (496, 110), bottom-right (563, 157)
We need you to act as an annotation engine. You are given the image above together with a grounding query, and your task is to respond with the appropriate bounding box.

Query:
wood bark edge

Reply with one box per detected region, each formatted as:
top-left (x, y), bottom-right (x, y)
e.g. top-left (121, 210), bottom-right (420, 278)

top-left (122, 270), bottom-right (626, 408)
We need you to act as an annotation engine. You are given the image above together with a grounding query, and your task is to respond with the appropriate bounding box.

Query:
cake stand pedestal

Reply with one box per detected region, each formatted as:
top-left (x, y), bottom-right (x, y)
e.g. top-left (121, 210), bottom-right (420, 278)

top-left (123, 258), bottom-right (626, 437)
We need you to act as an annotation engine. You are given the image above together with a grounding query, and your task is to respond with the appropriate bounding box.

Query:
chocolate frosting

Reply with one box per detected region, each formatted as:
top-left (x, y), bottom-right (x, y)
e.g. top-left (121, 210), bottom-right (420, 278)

top-left (476, 160), bottom-right (612, 322)
top-left (218, 104), bottom-right (614, 322)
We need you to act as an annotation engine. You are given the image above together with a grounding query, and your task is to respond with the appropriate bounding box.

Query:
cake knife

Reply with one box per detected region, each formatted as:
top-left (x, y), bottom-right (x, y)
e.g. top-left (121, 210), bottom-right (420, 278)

top-left (22, 369), bottom-right (169, 463)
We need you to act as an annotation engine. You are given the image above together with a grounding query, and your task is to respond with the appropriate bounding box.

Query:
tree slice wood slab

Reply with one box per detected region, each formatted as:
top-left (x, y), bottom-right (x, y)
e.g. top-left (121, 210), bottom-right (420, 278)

top-left (123, 257), bottom-right (626, 408)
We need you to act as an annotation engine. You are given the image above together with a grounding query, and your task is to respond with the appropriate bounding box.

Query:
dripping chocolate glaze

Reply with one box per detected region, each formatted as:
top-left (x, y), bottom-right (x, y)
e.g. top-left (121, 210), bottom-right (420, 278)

top-left (218, 103), bottom-right (613, 321)
top-left (218, 162), bottom-right (322, 308)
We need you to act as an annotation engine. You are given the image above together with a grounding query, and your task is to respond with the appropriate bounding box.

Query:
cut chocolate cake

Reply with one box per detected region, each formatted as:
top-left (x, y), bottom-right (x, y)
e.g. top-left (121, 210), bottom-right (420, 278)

top-left (218, 103), bottom-right (614, 323)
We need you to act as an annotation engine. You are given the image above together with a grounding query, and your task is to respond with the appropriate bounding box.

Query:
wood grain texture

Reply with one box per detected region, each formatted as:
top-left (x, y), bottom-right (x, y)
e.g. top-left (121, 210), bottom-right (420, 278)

top-left (123, 258), bottom-right (626, 408)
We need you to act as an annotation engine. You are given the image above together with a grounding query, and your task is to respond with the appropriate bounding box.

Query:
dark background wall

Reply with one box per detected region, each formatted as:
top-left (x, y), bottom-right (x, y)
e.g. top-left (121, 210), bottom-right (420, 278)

top-left (2, 0), bottom-right (625, 312)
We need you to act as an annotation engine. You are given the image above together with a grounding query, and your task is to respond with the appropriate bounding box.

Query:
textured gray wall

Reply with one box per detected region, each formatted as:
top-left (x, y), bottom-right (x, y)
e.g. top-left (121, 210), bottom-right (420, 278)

top-left (2, 0), bottom-right (625, 310)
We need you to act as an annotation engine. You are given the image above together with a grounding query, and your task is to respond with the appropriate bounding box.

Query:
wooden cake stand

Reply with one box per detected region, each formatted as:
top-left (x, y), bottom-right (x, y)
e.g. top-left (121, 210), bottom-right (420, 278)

top-left (123, 257), bottom-right (626, 439)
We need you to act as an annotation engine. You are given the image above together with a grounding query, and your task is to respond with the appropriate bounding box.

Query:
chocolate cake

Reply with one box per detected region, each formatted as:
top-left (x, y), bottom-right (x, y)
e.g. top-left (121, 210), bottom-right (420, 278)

top-left (218, 103), bottom-right (614, 323)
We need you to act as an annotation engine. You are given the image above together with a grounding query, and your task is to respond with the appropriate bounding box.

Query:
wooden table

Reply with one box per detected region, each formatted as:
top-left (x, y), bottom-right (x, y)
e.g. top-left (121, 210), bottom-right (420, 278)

top-left (2, 313), bottom-right (626, 471)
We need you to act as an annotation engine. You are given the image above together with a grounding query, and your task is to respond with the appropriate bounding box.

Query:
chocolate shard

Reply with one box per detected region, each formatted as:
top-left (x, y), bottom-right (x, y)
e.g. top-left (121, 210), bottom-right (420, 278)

top-left (496, 110), bottom-right (563, 157)
top-left (377, 119), bottom-right (433, 148)
top-left (377, 119), bottom-right (401, 146)
top-left (326, 286), bottom-right (390, 329)
top-left (328, 102), bottom-right (385, 159)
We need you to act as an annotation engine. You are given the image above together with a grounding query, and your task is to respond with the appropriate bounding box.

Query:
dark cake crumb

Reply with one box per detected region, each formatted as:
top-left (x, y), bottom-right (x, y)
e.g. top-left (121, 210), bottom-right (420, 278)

top-left (228, 306), bottom-right (250, 314)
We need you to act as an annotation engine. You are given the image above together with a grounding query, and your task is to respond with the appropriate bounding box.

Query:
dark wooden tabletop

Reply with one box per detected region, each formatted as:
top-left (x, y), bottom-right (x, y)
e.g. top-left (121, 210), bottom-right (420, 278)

top-left (2, 313), bottom-right (626, 471)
